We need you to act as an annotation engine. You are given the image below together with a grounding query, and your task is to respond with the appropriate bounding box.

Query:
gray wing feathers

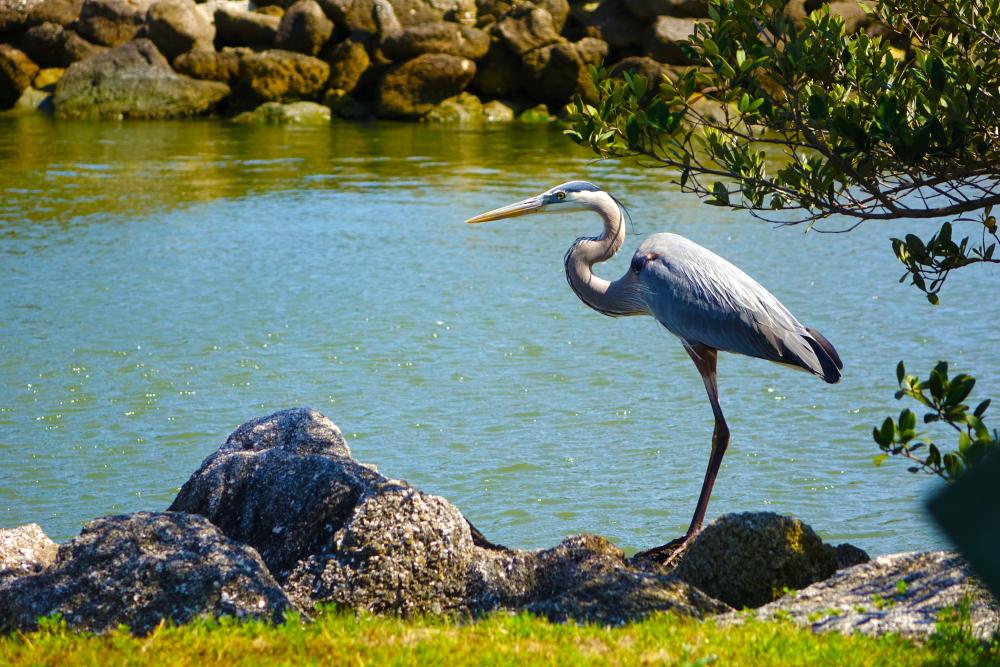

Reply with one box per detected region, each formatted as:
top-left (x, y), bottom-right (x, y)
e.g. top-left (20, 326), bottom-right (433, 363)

top-left (635, 234), bottom-right (840, 382)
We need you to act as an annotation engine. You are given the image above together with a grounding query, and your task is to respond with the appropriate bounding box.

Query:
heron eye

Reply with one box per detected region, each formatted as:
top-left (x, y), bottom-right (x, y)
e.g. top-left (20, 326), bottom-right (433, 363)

top-left (556, 191), bottom-right (566, 200)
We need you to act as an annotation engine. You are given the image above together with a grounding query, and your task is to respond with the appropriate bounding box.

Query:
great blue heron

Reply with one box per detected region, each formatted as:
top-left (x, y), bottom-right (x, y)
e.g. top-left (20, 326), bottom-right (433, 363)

top-left (467, 181), bottom-right (842, 563)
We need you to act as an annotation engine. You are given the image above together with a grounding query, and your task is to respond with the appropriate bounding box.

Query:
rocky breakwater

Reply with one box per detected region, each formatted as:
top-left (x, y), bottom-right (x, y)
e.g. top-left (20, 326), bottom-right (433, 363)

top-left (0, 0), bottom-right (873, 121)
top-left (1, 407), bottom-right (994, 638)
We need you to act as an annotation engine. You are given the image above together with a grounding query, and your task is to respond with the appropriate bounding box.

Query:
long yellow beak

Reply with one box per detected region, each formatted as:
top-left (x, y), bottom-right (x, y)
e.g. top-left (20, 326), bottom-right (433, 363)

top-left (465, 195), bottom-right (544, 223)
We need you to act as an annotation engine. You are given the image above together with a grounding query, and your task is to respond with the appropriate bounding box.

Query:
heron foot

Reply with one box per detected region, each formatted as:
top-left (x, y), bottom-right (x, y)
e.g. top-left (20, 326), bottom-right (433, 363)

top-left (631, 533), bottom-right (697, 568)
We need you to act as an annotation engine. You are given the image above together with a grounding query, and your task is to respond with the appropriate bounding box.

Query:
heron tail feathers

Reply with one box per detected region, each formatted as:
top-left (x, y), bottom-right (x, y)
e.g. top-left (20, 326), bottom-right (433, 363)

top-left (804, 327), bottom-right (843, 384)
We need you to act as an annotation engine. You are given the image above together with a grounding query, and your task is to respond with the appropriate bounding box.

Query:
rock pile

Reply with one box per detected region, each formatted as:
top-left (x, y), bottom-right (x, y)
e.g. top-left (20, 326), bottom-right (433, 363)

top-left (1, 407), bottom-right (990, 639)
top-left (0, 0), bottom-right (873, 120)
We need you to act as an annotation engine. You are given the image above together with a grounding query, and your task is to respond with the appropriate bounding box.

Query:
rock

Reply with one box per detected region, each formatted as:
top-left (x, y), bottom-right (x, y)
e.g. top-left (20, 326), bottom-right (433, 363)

top-left (54, 38), bottom-right (229, 118)
top-left (324, 38), bottom-right (368, 92)
top-left (672, 512), bottom-right (845, 609)
top-left (285, 481), bottom-right (479, 615)
top-left (469, 40), bottom-right (518, 97)
top-left (17, 22), bottom-right (106, 68)
top-left (0, 43), bottom-right (38, 108)
top-left (0, 512), bottom-right (294, 635)
top-left (521, 37), bottom-right (607, 106)
top-left (0, 524), bottom-right (57, 583)
top-left (829, 0), bottom-right (871, 35)
top-left (76, 0), bottom-right (149, 47)
top-left (526, 569), bottom-right (731, 625)
top-left (255, 4), bottom-right (282, 17)
top-left (644, 15), bottom-right (697, 64)
top-left (318, 0), bottom-right (476, 39)
top-left (275, 0), bottom-right (333, 56)
top-left (476, 0), bottom-right (566, 32)
top-left (736, 551), bottom-right (1000, 640)
top-left (32, 65), bottom-right (61, 89)
top-left (624, 0), bottom-right (707, 20)
top-left (213, 5), bottom-right (279, 47)
top-left (322, 87), bottom-right (369, 117)
top-left (492, 5), bottom-right (559, 56)
top-left (481, 98), bottom-right (512, 121)
top-left (234, 48), bottom-right (329, 103)
top-left (782, 0), bottom-right (823, 26)
top-left (570, 0), bottom-right (643, 50)
top-left (7, 84), bottom-right (52, 112)
top-left (0, 0), bottom-right (81, 32)
top-left (172, 46), bottom-right (242, 82)
top-left (422, 90), bottom-right (482, 123)
top-left (232, 99), bottom-right (331, 122)
top-left (146, 0), bottom-right (215, 60)
top-left (168, 408), bottom-right (378, 579)
top-left (517, 102), bottom-right (552, 122)
top-left (375, 52), bottom-right (474, 119)
top-left (381, 22), bottom-right (489, 61)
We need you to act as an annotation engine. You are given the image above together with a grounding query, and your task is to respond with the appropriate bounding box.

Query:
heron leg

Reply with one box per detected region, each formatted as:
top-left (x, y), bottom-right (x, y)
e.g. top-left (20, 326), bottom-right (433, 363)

top-left (633, 343), bottom-right (729, 567)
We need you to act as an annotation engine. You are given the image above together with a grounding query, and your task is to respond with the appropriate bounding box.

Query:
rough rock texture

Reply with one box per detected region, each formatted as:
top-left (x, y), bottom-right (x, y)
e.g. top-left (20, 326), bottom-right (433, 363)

top-left (493, 5), bottom-right (560, 56)
top-left (76, 0), bottom-right (149, 46)
top-left (146, 0), bottom-right (215, 60)
top-left (376, 52), bottom-right (475, 119)
top-left (213, 5), bottom-right (279, 47)
top-left (0, 512), bottom-right (294, 635)
top-left (423, 90), bottom-right (483, 122)
top-left (644, 15), bottom-right (697, 64)
top-left (571, 0), bottom-right (643, 49)
top-left (735, 551), bottom-right (1000, 640)
top-left (672, 512), bottom-right (852, 609)
top-left (0, 0), bottom-right (81, 32)
top-left (285, 481), bottom-right (478, 615)
top-left (232, 99), bottom-right (331, 123)
top-left (480, 98), bottom-right (512, 121)
top-left (17, 22), bottom-right (106, 67)
top-left (829, 0), bottom-right (871, 34)
top-left (319, 0), bottom-right (476, 38)
top-left (521, 37), bottom-right (607, 106)
top-left (0, 523), bottom-right (58, 584)
top-left (168, 407), bottom-right (377, 579)
top-left (324, 38), bottom-right (368, 92)
top-left (469, 40), bottom-right (518, 97)
top-left (381, 22), bottom-right (489, 61)
top-left (0, 43), bottom-right (38, 107)
top-left (172, 46), bottom-right (242, 82)
top-left (32, 65), bottom-right (62, 89)
top-left (275, 0), bottom-right (333, 56)
top-left (54, 38), bottom-right (229, 117)
top-left (234, 48), bottom-right (329, 103)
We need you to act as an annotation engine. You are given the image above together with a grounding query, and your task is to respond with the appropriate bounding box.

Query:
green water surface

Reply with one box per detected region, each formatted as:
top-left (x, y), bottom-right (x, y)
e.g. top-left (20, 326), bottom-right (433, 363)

top-left (1, 115), bottom-right (996, 555)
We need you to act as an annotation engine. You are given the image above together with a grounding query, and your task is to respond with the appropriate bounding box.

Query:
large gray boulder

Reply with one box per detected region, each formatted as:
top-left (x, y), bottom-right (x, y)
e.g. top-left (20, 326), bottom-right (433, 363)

top-left (168, 408), bottom-right (378, 580)
top-left (75, 0), bottom-right (150, 46)
top-left (0, 512), bottom-right (294, 635)
top-left (213, 5), bottom-right (279, 47)
top-left (233, 48), bottom-right (329, 103)
top-left (53, 38), bottom-right (229, 118)
top-left (172, 408), bottom-right (731, 623)
top-left (735, 551), bottom-right (999, 640)
top-left (0, 43), bottom-right (38, 108)
top-left (17, 22), bottom-right (106, 68)
top-left (375, 52), bottom-right (475, 119)
top-left (0, 523), bottom-right (58, 585)
top-left (146, 0), bottom-right (215, 60)
top-left (520, 37), bottom-right (607, 106)
top-left (671, 512), bottom-right (866, 609)
top-left (381, 22), bottom-right (489, 61)
top-left (274, 0), bottom-right (333, 56)
top-left (0, 0), bottom-right (81, 32)
top-left (476, 0), bottom-right (568, 32)
top-left (232, 99), bottom-right (331, 123)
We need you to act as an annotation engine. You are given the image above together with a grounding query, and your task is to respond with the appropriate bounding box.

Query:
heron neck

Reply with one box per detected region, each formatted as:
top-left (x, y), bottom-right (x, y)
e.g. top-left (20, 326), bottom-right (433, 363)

top-left (564, 193), bottom-right (642, 317)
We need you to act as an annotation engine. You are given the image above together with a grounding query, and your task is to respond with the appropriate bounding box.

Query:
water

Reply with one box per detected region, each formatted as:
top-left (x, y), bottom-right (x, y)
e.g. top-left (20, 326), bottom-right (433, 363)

top-left (1, 115), bottom-right (997, 556)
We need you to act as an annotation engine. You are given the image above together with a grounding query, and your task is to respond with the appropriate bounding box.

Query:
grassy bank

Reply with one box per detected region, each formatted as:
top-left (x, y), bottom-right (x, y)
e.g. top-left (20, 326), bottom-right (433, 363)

top-left (2, 608), bottom-right (997, 667)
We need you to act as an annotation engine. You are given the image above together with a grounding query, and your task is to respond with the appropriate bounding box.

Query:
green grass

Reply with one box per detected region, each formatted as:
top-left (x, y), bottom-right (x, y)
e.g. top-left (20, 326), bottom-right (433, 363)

top-left (2, 608), bottom-right (998, 667)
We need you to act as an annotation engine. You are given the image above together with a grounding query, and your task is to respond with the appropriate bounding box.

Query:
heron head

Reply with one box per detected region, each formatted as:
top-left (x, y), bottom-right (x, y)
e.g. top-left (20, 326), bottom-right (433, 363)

top-left (465, 181), bottom-right (604, 223)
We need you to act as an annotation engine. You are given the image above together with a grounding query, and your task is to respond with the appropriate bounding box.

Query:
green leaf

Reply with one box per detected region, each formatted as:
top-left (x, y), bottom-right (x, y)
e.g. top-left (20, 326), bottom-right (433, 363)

top-left (873, 453), bottom-right (888, 467)
top-left (896, 361), bottom-right (905, 384)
